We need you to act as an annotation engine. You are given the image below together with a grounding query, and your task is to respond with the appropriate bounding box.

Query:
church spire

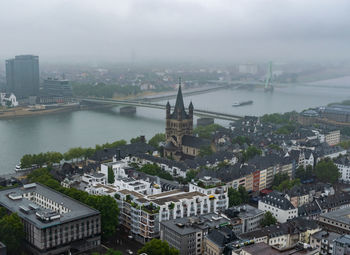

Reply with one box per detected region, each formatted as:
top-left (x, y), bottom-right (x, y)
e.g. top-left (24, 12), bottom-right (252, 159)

top-left (174, 78), bottom-right (185, 113)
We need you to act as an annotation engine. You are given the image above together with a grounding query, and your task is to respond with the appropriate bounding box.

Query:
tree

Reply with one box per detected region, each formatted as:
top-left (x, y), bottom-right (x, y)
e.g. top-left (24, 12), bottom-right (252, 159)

top-left (242, 146), bottom-right (262, 162)
top-left (139, 164), bottom-right (173, 181)
top-left (186, 169), bottom-right (199, 182)
top-left (130, 136), bottom-right (145, 144)
top-left (272, 172), bottom-right (290, 187)
top-left (261, 211), bottom-right (277, 227)
top-left (314, 159), bottom-right (340, 183)
top-left (108, 166), bottom-right (115, 184)
top-left (105, 249), bottom-right (123, 255)
top-left (138, 239), bottom-right (179, 255)
top-left (228, 187), bottom-right (242, 207)
top-left (295, 165), bottom-right (313, 180)
top-left (199, 145), bottom-right (213, 157)
top-left (193, 124), bottom-right (223, 139)
top-left (0, 207), bottom-right (7, 218)
top-left (238, 185), bottom-right (249, 203)
top-left (0, 213), bottom-right (24, 255)
top-left (231, 136), bottom-right (250, 145)
top-left (273, 178), bottom-right (301, 192)
top-left (149, 133), bottom-right (166, 149)
top-left (295, 166), bottom-right (306, 180)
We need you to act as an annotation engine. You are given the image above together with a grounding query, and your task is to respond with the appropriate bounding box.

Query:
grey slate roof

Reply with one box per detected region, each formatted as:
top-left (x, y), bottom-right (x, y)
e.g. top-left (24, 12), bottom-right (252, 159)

top-left (170, 85), bottom-right (190, 120)
top-left (182, 135), bottom-right (210, 149)
top-left (206, 226), bottom-right (238, 248)
top-left (260, 191), bottom-right (295, 210)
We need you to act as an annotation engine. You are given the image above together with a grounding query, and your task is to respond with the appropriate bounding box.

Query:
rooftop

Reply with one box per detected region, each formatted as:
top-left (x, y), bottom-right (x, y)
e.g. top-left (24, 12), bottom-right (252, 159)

top-left (0, 183), bottom-right (99, 229)
top-left (240, 242), bottom-right (317, 255)
top-left (160, 213), bottom-right (230, 235)
top-left (320, 207), bottom-right (350, 226)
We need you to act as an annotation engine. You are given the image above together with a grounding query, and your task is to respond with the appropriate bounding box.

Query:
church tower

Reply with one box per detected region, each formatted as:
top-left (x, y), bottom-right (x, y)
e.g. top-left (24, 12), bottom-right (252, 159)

top-left (164, 79), bottom-right (193, 159)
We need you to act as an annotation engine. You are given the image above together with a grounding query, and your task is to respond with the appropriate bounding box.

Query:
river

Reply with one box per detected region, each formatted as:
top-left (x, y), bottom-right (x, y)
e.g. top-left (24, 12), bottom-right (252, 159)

top-left (1, 77), bottom-right (350, 175)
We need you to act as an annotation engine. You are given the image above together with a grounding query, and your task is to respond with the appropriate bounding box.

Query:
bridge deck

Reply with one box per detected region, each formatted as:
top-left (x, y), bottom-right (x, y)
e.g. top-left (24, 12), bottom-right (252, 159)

top-left (81, 98), bottom-right (243, 121)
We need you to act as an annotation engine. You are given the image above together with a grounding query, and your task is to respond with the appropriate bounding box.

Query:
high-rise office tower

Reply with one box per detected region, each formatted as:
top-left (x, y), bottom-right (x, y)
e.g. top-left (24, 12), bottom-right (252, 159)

top-left (5, 55), bottom-right (39, 98)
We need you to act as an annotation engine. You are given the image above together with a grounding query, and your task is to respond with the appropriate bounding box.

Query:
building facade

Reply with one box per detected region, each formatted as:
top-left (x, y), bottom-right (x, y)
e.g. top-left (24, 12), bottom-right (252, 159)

top-left (6, 55), bottom-right (39, 98)
top-left (160, 213), bottom-right (231, 255)
top-left (115, 188), bottom-right (227, 243)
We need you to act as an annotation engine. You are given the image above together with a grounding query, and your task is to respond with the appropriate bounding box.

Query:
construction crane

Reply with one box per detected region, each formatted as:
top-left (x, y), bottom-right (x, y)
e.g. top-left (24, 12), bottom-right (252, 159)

top-left (264, 61), bottom-right (274, 92)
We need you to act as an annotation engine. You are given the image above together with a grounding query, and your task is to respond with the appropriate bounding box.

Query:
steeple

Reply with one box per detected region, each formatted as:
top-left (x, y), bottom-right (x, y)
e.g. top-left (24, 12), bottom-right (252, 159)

top-left (174, 78), bottom-right (185, 112)
top-left (170, 77), bottom-right (188, 120)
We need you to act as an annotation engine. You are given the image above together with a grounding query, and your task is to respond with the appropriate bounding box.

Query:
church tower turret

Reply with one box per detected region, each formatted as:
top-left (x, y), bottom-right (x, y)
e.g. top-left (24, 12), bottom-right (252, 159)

top-left (189, 101), bottom-right (193, 118)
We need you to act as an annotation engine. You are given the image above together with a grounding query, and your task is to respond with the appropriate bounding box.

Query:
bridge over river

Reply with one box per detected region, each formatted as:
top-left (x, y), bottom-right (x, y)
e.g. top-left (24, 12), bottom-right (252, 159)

top-left (80, 97), bottom-right (243, 121)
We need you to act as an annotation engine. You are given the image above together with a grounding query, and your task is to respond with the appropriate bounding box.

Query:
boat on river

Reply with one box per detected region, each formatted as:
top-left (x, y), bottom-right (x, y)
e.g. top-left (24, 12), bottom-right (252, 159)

top-left (232, 100), bottom-right (253, 107)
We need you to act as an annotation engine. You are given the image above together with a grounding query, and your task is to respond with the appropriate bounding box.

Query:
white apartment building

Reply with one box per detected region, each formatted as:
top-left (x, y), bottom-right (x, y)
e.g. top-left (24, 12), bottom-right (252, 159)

top-left (115, 188), bottom-right (228, 243)
top-left (189, 181), bottom-right (229, 212)
top-left (325, 130), bottom-right (340, 146)
top-left (258, 191), bottom-right (298, 223)
top-left (335, 158), bottom-right (350, 183)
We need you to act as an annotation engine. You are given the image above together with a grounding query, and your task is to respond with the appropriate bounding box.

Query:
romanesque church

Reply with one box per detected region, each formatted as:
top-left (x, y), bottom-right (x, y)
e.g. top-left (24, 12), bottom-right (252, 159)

top-left (164, 83), bottom-right (210, 161)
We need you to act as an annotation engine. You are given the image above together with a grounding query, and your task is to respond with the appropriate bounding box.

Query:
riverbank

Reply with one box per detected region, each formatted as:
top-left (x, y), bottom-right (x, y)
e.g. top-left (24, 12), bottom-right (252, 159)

top-left (0, 104), bottom-right (81, 120)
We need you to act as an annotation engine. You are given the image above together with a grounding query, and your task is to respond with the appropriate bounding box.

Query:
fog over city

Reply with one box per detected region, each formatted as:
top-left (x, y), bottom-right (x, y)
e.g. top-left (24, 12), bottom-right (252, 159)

top-left (1, 0), bottom-right (350, 62)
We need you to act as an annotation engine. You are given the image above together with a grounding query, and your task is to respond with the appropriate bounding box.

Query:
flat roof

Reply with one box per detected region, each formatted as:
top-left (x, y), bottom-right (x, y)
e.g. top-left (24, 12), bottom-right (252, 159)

top-left (151, 191), bottom-right (206, 205)
top-left (0, 183), bottom-right (99, 229)
top-left (161, 213), bottom-right (230, 235)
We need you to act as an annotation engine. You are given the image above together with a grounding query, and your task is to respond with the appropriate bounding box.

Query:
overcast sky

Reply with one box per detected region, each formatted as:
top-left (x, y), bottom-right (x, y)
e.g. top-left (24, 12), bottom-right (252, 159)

top-left (0, 0), bottom-right (349, 63)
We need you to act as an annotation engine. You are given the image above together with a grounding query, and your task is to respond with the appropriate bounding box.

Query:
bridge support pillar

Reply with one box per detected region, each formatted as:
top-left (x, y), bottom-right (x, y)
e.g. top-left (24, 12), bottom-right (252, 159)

top-left (120, 106), bottom-right (136, 115)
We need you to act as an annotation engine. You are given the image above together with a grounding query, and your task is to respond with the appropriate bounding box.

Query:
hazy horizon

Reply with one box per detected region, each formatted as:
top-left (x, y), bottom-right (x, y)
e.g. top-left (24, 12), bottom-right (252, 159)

top-left (1, 0), bottom-right (350, 63)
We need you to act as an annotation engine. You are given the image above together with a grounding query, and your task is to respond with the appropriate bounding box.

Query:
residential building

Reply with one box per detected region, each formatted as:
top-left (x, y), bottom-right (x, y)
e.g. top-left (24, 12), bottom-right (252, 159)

top-left (319, 208), bottom-right (350, 234)
top-left (5, 55), bottom-right (39, 98)
top-left (258, 191), bottom-right (298, 223)
top-left (324, 130), bottom-right (340, 146)
top-left (335, 157), bottom-right (350, 183)
top-left (310, 230), bottom-right (341, 255)
top-left (0, 183), bottom-right (101, 255)
top-left (160, 213), bottom-right (231, 255)
top-left (224, 204), bottom-right (264, 235)
top-left (239, 218), bottom-right (320, 250)
top-left (82, 172), bottom-right (106, 186)
top-left (333, 235), bottom-right (350, 255)
top-left (189, 179), bottom-right (229, 212)
top-left (115, 187), bottom-right (227, 243)
top-left (234, 242), bottom-right (319, 255)
top-left (203, 227), bottom-right (238, 255)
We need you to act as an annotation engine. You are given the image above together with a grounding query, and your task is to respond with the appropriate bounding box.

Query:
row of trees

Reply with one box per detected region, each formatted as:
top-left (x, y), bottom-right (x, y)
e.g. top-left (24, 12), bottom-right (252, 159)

top-left (72, 82), bottom-right (142, 98)
top-left (20, 139), bottom-right (127, 168)
top-left (138, 239), bottom-right (179, 255)
top-left (27, 168), bottom-right (119, 239)
top-left (260, 112), bottom-right (296, 124)
top-left (0, 208), bottom-right (24, 255)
